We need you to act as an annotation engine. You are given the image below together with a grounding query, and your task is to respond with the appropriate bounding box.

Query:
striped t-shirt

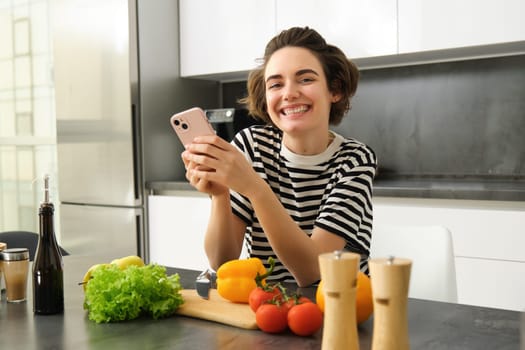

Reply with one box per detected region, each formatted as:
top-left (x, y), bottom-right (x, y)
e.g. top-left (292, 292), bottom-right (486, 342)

top-left (230, 125), bottom-right (377, 283)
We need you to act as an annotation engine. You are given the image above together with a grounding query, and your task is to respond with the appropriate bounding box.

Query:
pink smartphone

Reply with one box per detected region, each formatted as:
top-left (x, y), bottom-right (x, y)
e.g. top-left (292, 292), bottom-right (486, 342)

top-left (170, 107), bottom-right (216, 146)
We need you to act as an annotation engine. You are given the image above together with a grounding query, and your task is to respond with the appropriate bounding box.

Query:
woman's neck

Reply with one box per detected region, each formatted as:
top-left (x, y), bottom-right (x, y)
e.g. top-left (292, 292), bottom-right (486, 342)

top-left (282, 130), bottom-right (334, 156)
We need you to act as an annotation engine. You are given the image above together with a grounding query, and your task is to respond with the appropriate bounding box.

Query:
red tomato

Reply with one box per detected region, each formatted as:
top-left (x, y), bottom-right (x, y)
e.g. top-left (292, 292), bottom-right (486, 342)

top-left (283, 295), bottom-right (312, 313)
top-left (287, 302), bottom-right (323, 336)
top-left (249, 286), bottom-right (282, 312)
top-left (255, 303), bottom-right (288, 333)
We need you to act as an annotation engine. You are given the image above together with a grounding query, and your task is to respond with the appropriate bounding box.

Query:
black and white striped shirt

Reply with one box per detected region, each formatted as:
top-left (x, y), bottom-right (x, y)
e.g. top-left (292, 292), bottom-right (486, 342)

top-left (230, 125), bottom-right (377, 282)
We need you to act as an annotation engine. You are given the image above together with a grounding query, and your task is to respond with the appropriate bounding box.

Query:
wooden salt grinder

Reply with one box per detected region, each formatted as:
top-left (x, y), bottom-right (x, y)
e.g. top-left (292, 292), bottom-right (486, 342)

top-left (319, 251), bottom-right (360, 350)
top-left (369, 257), bottom-right (412, 350)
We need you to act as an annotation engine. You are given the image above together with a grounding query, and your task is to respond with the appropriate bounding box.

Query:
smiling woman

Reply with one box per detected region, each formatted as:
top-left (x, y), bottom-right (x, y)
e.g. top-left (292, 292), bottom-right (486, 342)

top-left (263, 47), bottom-right (337, 154)
top-left (181, 27), bottom-right (377, 287)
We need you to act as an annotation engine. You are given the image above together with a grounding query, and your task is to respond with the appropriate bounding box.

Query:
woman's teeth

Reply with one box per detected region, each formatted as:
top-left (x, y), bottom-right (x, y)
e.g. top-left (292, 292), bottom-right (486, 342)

top-left (283, 106), bottom-right (308, 115)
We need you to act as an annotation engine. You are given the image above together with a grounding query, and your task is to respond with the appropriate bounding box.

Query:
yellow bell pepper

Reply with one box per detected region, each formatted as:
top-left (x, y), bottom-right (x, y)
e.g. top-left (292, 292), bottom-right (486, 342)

top-left (216, 257), bottom-right (267, 303)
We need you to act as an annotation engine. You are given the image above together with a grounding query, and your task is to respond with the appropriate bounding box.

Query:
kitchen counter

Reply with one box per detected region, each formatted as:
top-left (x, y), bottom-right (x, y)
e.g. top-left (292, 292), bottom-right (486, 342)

top-left (147, 177), bottom-right (525, 201)
top-left (372, 176), bottom-right (525, 201)
top-left (1, 255), bottom-right (522, 349)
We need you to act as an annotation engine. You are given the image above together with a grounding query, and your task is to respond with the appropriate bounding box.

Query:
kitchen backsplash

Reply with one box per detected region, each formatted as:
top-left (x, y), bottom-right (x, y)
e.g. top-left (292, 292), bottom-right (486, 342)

top-left (222, 55), bottom-right (525, 180)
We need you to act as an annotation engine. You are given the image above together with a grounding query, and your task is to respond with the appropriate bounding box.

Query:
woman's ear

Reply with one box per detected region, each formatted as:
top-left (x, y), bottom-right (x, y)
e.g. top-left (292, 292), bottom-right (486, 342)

top-left (331, 93), bottom-right (342, 103)
top-left (329, 79), bottom-right (343, 103)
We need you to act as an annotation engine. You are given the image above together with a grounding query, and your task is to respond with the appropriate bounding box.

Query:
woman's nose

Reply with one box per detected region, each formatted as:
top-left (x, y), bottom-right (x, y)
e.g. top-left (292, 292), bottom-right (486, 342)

top-left (283, 83), bottom-right (300, 100)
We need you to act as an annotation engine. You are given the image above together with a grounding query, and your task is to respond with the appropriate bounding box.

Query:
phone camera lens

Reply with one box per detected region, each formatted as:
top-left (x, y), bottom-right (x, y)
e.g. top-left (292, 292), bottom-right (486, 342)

top-left (182, 123), bottom-right (189, 130)
top-left (174, 119), bottom-right (180, 126)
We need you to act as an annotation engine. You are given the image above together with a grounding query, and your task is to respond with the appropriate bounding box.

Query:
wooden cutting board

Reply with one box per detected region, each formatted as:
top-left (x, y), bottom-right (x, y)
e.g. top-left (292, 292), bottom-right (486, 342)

top-left (176, 289), bottom-right (258, 329)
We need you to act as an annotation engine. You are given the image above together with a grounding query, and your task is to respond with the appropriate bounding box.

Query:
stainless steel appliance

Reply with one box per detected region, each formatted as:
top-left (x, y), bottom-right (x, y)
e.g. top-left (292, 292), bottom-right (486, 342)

top-left (53, 0), bottom-right (143, 258)
top-left (205, 108), bottom-right (263, 141)
top-left (205, 108), bottom-right (236, 141)
top-left (53, 0), bottom-right (218, 259)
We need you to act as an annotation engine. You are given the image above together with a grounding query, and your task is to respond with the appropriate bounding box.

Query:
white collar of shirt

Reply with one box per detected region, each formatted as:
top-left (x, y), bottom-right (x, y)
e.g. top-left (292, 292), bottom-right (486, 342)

top-left (280, 131), bottom-right (343, 165)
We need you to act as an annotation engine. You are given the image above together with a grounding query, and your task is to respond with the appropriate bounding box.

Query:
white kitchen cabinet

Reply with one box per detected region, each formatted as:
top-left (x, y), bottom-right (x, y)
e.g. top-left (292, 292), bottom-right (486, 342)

top-left (179, 0), bottom-right (397, 78)
top-left (148, 192), bottom-right (249, 270)
top-left (148, 193), bottom-right (211, 271)
top-left (179, 0), bottom-right (276, 78)
top-left (180, 0), bottom-right (525, 78)
top-left (398, 0), bottom-right (525, 53)
top-left (373, 197), bottom-right (525, 311)
top-left (276, 0), bottom-right (397, 59)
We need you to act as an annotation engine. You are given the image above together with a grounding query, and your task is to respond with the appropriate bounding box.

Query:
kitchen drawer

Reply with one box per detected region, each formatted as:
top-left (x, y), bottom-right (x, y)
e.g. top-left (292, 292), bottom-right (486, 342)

top-left (455, 257), bottom-right (525, 311)
top-left (374, 197), bottom-right (525, 262)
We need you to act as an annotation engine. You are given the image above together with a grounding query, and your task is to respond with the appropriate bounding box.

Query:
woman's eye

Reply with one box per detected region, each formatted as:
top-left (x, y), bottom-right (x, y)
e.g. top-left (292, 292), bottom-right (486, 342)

top-left (300, 77), bottom-right (314, 84)
top-left (267, 82), bottom-right (281, 90)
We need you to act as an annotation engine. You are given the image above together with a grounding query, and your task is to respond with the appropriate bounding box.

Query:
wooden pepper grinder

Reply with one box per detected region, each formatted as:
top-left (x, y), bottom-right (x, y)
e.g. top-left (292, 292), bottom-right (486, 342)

top-left (369, 256), bottom-right (412, 350)
top-left (319, 251), bottom-right (360, 350)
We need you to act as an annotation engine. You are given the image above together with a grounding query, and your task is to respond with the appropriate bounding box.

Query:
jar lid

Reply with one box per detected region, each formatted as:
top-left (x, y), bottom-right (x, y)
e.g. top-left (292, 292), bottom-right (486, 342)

top-left (0, 248), bottom-right (30, 261)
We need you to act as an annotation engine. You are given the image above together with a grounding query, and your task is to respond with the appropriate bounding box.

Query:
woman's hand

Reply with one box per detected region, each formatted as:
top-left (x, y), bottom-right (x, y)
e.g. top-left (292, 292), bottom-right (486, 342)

top-left (181, 139), bottom-right (228, 196)
top-left (182, 135), bottom-right (261, 198)
top-left (184, 159), bottom-right (228, 196)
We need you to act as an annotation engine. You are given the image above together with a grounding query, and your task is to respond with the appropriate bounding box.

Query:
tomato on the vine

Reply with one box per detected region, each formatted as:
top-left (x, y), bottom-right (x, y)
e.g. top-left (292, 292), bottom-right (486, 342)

top-left (248, 258), bottom-right (285, 313)
top-left (283, 295), bottom-right (312, 313)
top-left (247, 258), bottom-right (323, 336)
top-left (255, 303), bottom-right (288, 333)
top-left (249, 286), bottom-right (282, 312)
top-left (287, 302), bottom-right (323, 336)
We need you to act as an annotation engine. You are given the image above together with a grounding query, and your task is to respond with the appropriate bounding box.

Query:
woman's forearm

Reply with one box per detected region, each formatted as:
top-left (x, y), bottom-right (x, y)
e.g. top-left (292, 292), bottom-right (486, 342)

top-left (246, 178), bottom-right (342, 286)
top-left (204, 193), bottom-right (244, 270)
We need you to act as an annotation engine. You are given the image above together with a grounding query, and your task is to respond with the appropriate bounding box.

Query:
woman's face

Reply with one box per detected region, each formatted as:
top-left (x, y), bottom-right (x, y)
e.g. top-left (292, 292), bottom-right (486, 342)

top-left (264, 46), bottom-right (338, 137)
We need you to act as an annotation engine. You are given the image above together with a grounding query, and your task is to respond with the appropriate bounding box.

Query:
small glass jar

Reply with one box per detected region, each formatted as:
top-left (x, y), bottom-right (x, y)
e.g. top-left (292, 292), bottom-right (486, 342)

top-left (0, 248), bottom-right (30, 303)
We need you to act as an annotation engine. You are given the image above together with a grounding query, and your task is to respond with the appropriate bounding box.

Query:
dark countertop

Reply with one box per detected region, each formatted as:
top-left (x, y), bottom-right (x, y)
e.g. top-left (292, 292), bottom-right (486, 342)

top-left (147, 180), bottom-right (196, 193)
top-left (146, 177), bottom-right (525, 201)
top-left (1, 255), bottom-right (522, 349)
top-left (372, 176), bottom-right (525, 201)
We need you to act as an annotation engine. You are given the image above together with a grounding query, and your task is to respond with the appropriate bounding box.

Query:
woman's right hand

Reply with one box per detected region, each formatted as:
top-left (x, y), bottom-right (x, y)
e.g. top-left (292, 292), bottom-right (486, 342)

top-left (182, 151), bottom-right (229, 196)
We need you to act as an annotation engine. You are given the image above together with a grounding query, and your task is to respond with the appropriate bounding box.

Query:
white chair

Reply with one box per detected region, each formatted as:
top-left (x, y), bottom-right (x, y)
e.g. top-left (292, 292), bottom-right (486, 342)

top-left (370, 224), bottom-right (458, 303)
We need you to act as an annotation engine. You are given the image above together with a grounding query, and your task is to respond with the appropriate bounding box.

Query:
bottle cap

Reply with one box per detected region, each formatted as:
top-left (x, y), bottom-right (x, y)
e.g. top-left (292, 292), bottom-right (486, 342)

top-left (0, 248), bottom-right (30, 261)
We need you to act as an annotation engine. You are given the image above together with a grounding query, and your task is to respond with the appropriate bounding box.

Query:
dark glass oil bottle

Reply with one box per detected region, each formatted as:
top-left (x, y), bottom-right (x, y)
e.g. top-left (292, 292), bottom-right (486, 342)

top-left (33, 174), bottom-right (64, 314)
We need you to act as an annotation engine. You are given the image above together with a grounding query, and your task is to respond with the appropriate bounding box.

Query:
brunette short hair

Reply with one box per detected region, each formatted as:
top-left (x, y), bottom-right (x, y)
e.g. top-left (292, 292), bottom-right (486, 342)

top-left (240, 27), bottom-right (359, 126)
